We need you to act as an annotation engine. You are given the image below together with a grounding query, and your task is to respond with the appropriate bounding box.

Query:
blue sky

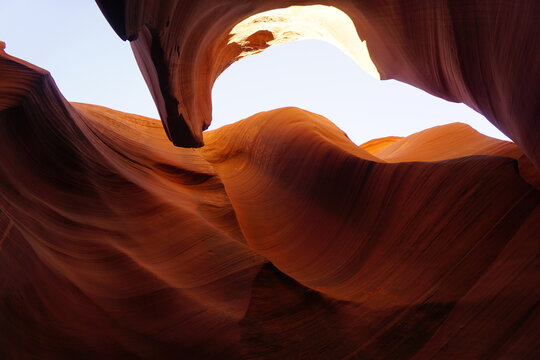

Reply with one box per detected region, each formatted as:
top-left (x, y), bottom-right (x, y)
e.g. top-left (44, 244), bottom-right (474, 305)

top-left (0, 0), bottom-right (509, 144)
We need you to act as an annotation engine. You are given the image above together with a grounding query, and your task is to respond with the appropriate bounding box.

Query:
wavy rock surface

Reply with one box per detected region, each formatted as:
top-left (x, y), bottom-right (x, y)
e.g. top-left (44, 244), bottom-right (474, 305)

top-left (0, 46), bottom-right (266, 358)
top-left (2, 0), bottom-right (540, 358)
top-left (360, 123), bottom-right (540, 188)
top-left (1, 43), bottom-right (539, 357)
top-left (96, 0), bottom-right (540, 173)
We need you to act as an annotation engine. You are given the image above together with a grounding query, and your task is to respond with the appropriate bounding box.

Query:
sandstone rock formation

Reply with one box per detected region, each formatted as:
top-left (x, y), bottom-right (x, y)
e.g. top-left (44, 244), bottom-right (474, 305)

top-left (1, 0), bottom-right (539, 358)
top-left (95, 0), bottom-right (540, 173)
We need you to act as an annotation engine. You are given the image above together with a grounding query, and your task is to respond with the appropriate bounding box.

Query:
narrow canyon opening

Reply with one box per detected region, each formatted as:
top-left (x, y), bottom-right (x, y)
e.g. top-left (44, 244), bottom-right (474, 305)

top-left (211, 5), bottom-right (509, 145)
top-left (1, 1), bottom-right (539, 358)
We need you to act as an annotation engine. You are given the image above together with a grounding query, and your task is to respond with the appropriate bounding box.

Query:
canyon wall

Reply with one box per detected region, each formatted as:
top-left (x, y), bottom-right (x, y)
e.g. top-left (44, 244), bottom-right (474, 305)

top-left (96, 0), bottom-right (540, 173)
top-left (1, 0), bottom-right (539, 358)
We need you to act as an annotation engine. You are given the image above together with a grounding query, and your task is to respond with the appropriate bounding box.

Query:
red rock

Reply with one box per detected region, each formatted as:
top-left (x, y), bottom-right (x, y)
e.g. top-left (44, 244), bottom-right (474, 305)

top-left (95, 0), bottom-right (540, 174)
top-left (1, 1), bottom-right (539, 358)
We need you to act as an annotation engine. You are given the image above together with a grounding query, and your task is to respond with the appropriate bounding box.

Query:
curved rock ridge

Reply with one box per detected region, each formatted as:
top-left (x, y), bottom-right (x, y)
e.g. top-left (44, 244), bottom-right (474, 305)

top-left (360, 123), bottom-right (540, 188)
top-left (96, 0), bottom-right (540, 173)
top-left (1, 45), bottom-right (539, 358)
top-left (203, 108), bottom-right (539, 303)
top-left (0, 46), bottom-right (266, 359)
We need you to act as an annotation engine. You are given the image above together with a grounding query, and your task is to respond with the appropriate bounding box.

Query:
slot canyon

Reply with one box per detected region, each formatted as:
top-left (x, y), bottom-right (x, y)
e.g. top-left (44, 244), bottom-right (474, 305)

top-left (0, 0), bottom-right (539, 359)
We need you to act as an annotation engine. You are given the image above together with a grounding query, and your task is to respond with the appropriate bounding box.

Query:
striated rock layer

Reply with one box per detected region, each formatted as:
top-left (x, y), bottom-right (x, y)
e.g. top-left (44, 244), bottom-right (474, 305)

top-left (1, 40), bottom-right (540, 358)
top-left (96, 0), bottom-right (540, 174)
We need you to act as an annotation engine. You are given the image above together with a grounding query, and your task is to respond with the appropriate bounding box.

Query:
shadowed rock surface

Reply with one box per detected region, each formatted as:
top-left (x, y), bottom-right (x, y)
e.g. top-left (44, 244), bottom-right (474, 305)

top-left (1, 1), bottom-right (540, 358)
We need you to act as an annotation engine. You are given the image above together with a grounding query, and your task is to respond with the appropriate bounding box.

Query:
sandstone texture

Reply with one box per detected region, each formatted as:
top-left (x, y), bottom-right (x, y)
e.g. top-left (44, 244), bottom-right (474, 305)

top-left (1, 1), bottom-right (539, 358)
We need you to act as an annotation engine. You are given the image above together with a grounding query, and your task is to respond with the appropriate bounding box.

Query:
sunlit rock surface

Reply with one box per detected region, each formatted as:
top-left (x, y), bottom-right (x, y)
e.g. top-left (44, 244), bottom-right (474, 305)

top-left (96, 0), bottom-right (540, 173)
top-left (1, 0), bottom-right (540, 358)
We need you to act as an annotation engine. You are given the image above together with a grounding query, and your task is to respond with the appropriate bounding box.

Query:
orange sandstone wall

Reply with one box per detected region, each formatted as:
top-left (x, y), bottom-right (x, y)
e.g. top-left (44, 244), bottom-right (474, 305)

top-left (96, 0), bottom-right (540, 173)
top-left (1, 1), bottom-right (539, 358)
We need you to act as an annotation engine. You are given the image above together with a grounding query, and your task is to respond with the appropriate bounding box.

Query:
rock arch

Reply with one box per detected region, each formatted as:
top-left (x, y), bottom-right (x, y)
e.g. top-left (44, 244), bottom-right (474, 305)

top-left (97, 0), bottom-right (540, 172)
